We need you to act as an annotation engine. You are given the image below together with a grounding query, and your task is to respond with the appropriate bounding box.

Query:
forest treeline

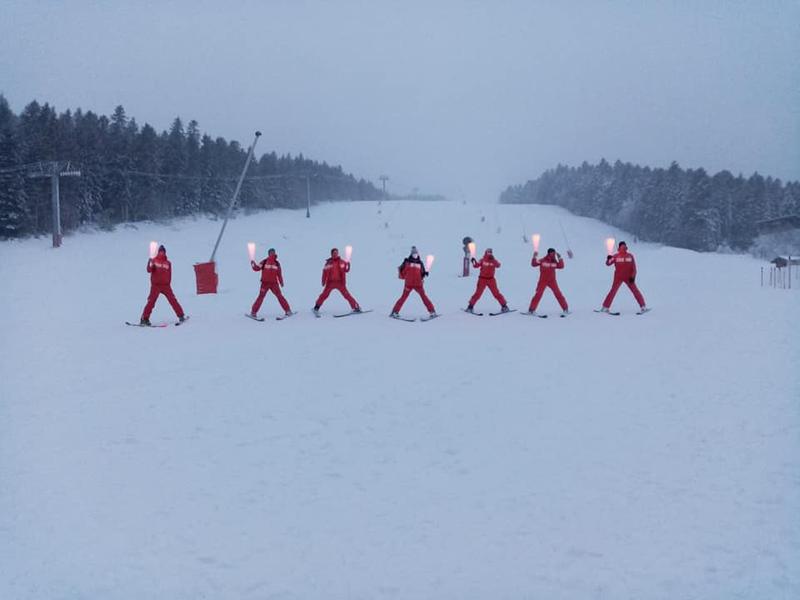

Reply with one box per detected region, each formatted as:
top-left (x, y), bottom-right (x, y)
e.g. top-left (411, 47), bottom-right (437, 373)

top-left (0, 96), bottom-right (381, 238)
top-left (500, 159), bottom-right (800, 252)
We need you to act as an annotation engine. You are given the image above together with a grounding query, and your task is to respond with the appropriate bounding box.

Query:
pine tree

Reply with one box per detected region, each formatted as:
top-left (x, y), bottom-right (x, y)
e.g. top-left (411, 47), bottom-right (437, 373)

top-left (0, 96), bottom-right (29, 236)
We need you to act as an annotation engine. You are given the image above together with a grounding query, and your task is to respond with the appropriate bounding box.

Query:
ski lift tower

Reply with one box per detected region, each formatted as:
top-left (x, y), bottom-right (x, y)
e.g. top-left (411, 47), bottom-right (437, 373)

top-left (27, 161), bottom-right (82, 248)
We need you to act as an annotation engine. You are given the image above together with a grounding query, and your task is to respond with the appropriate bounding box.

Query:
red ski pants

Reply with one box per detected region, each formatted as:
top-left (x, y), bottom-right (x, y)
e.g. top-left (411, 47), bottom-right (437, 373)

top-left (603, 278), bottom-right (646, 308)
top-left (252, 282), bottom-right (291, 314)
top-left (142, 284), bottom-right (184, 319)
top-left (392, 285), bottom-right (435, 313)
top-left (316, 282), bottom-right (359, 309)
top-left (529, 281), bottom-right (568, 311)
top-left (469, 277), bottom-right (506, 307)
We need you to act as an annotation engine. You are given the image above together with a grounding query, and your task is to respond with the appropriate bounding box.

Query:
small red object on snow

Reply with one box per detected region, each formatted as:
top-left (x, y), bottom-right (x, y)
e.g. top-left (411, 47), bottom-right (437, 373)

top-left (194, 261), bottom-right (218, 294)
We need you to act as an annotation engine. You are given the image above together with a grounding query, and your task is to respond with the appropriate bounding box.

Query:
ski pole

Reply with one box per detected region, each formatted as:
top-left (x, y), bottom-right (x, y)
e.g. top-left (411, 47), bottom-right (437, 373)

top-left (558, 220), bottom-right (574, 258)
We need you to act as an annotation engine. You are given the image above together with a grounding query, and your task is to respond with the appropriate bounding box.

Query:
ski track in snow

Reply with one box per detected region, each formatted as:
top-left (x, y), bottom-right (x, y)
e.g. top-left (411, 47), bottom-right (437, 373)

top-left (1, 201), bottom-right (798, 599)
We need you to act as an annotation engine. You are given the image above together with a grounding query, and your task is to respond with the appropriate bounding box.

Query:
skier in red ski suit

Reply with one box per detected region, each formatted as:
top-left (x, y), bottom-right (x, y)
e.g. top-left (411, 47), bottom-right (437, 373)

top-left (466, 248), bottom-right (509, 312)
top-left (600, 241), bottom-right (647, 311)
top-left (391, 246), bottom-right (436, 317)
top-left (140, 245), bottom-right (186, 325)
top-left (528, 247), bottom-right (569, 315)
top-left (313, 248), bottom-right (360, 314)
top-left (250, 248), bottom-right (292, 317)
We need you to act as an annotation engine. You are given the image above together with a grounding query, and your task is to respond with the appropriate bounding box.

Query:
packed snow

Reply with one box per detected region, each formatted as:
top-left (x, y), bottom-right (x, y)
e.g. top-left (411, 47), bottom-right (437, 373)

top-left (1, 200), bottom-right (798, 599)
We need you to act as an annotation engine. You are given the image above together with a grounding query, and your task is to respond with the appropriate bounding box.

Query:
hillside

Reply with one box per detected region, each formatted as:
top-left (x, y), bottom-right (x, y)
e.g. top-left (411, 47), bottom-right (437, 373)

top-left (1, 200), bottom-right (797, 599)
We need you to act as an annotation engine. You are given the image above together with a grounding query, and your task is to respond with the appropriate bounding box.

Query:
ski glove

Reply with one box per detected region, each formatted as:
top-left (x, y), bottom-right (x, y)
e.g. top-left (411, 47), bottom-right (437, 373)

top-left (606, 255), bottom-right (612, 261)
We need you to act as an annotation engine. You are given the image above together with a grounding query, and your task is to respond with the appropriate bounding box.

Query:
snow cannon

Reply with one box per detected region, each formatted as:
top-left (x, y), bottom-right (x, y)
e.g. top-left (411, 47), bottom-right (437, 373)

top-left (149, 241), bottom-right (158, 259)
top-left (606, 237), bottom-right (616, 255)
top-left (247, 242), bottom-right (256, 262)
top-left (197, 130), bottom-right (261, 295)
top-left (461, 236), bottom-right (474, 277)
top-left (532, 234), bottom-right (541, 253)
top-left (345, 245), bottom-right (353, 262)
top-left (425, 254), bottom-right (435, 271)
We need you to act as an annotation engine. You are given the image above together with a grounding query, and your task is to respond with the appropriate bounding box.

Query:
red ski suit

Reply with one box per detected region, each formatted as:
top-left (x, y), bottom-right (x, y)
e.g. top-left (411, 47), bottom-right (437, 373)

top-left (251, 255), bottom-right (291, 314)
top-left (315, 257), bottom-right (359, 309)
top-left (602, 250), bottom-right (646, 308)
top-left (141, 252), bottom-right (185, 320)
top-left (529, 253), bottom-right (568, 311)
top-left (468, 254), bottom-right (507, 307)
top-left (392, 258), bottom-right (435, 313)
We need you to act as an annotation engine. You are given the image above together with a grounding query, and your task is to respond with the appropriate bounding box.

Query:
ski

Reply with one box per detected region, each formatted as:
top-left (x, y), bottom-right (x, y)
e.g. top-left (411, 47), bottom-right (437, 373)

top-left (489, 309), bottom-right (517, 316)
top-left (520, 311), bottom-right (548, 319)
top-left (334, 309), bottom-right (374, 318)
top-left (594, 309), bottom-right (621, 316)
top-left (461, 309), bottom-right (484, 316)
top-left (636, 308), bottom-right (652, 315)
top-left (390, 314), bottom-right (417, 322)
top-left (174, 316), bottom-right (190, 326)
top-left (420, 314), bottom-right (440, 322)
top-left (275, 311), bottom-right (297, 321)
top-left (125, 321), bottom-right (168, 328)
top-left (245, 313), bottom-right (266, 322)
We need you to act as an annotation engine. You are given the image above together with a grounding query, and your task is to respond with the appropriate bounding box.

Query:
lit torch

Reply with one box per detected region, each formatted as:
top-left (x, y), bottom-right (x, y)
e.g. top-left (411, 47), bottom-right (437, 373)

top-left (468, 242), bottom-right (476, 258)
top-left (532, 233), bottom-right (541, 253)
top-left (149, 241), bottom-right (158, 259)
top-left (345, 245), bottom-right (353, 262)
top-left (247, 242), bottom-right (256, 261)
top-left (425, 254), bottom-right (435, 271)
top-left (606, 237), bottom-right (616, 255)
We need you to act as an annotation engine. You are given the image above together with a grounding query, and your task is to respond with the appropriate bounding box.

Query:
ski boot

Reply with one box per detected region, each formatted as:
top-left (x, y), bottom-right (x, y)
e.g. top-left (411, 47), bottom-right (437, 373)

top-left (500, 305), bottom-right (510, 313)
top-left (139, 317), bottom-right (151, 326)
top-left (465, 304), bottom-right (475, 314)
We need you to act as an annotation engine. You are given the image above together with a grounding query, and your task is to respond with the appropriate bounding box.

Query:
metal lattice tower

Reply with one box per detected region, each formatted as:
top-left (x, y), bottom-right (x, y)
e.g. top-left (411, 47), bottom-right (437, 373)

top-left (27, 161), bottom-right (81, 248)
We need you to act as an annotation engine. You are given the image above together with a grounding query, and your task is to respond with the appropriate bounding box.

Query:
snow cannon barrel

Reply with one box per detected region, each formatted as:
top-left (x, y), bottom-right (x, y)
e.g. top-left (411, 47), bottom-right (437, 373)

top-left (345, 245), bottom-right (353, 262)
top-left (532, 234), bottom-right (541, 252)
top-left (247, 242), bottom-right (256, 262)
top-left (149, 241), bottom-right (158, 259)
top-left (425, 254), bottom-right (435, 270)
top-left (468, 242), bottom-right (476, 258)
top-left (606, 237), bottom-right (616, 255)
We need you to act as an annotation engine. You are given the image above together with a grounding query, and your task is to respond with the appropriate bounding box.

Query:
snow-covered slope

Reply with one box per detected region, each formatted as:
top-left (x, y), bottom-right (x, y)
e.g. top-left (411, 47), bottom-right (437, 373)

top-left (1, 201), bottom-right (798, 599)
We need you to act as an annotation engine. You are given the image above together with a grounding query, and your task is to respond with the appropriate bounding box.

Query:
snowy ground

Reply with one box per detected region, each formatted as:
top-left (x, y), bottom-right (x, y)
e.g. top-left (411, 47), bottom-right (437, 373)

top-left (1, 200), bottom-right (798, 599)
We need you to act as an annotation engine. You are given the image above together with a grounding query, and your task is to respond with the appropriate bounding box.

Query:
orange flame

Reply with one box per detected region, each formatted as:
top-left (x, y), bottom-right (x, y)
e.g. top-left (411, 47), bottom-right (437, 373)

top-left (532, 233), bottom-right (541, 252)
top-left (149, 241), bottom-right (158, 259)
top-left (606, 237), bottom-right (616, 255)
top-left (425, 254), bottom-right (435, 270)
top-left (468, 242), bottom-right (476, 258)
top-left (247, 242), bottom-right (256, 261)
top-left (345, 245), bottom-right (353, 262)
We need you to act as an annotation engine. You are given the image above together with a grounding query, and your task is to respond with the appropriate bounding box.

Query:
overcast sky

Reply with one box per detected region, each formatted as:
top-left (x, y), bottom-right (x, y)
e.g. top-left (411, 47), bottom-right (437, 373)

top-left (1, 0), bottom-right (798, 200)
